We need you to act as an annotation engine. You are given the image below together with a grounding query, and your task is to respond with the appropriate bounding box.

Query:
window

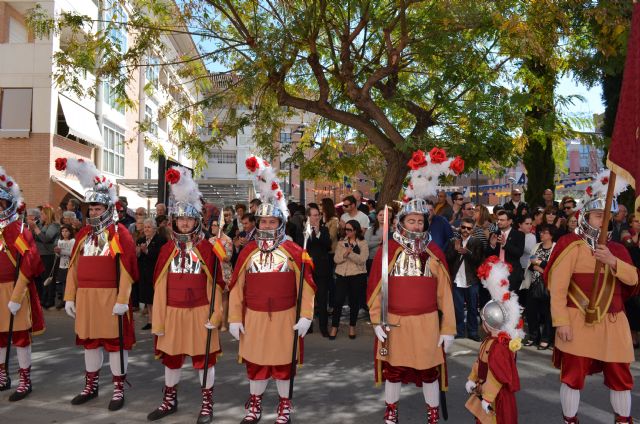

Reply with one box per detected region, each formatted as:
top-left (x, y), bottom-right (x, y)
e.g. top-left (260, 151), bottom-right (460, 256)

top-left (210, 151), bottom-right (237, 164)
top-left (280, 131), bottom-right (291, 144)
top-left (102, 124), bottom-right (125, 176)
top-left (146, 57), bottom-right (159, 89)
top-left (145, 105), bottom-right (158, 136)
top-left (106, 1), bottom-right (127, 51)
top-left (0, 88), bottom-right (32, 138)
top-left (103, 79), bottom-right (124, 113)
top-left (144, 167), bottom-right (152, 179)
top-left (9, 17), bottom-right (28, 43)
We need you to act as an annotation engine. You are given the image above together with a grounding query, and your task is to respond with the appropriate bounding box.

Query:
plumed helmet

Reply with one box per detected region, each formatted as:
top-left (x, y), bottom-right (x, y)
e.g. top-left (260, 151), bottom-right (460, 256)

top-left (0, 166), bottom-right (23, 230)
top-left (165, 166), bottom-right (203, 244)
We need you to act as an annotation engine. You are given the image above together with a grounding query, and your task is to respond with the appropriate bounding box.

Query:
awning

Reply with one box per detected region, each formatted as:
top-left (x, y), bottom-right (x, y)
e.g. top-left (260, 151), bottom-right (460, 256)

top-left (51, 175), bottom-right (85, 201)
top-left (59, 95), bottom-right (104, 147)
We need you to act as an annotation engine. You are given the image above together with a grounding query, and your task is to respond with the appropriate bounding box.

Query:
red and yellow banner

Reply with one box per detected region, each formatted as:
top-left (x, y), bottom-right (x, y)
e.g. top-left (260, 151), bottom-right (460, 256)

top-left (212, 238), bottom-right (227, 263)
top-left (14, 233), bottom-right (29, 255)
top-left (109, 233), bottom-right (123, 258)
top-left (302, 250), bottom-right (314, 271)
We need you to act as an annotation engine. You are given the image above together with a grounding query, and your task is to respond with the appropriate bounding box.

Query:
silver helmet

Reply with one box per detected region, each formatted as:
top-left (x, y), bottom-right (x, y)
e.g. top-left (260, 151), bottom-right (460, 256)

top-left (0, 185), bottom-right (19, 230)
top-left (576, 175), bottom-right (622, 250)
top-left (394, 198), bottom-right (430, 254)
top-left (85, 188), bottom-right (116, 234)
top-left (254, 202), bottom-right (286, 252)
top-left (170, 201), bottom-right (203, 245)
top-left (481, 300), bottom-right (507, 333)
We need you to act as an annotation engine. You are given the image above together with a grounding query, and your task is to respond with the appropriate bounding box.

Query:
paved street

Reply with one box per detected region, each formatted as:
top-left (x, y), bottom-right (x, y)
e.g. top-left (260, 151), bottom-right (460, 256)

top-left (1, 309), bottom-right (639, 423)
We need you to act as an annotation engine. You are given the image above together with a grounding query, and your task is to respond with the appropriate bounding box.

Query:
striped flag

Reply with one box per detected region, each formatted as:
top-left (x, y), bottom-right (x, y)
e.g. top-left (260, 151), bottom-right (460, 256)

top-left (14, 233), bottom-right (29, 255)
top-left (212, 238), bottom-right (227, 263)
top-left (109, 233), bottom-right (123, 258)
top-left (302, 250), bottom-right (314, 271)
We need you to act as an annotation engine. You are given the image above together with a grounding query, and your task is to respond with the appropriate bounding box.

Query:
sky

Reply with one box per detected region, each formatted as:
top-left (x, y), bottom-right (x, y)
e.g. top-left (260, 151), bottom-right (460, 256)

top-left (556, 73), bottom-right (605, 131)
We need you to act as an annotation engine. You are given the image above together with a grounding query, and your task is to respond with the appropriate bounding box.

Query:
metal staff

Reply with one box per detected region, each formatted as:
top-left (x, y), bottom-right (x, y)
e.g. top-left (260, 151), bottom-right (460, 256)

top-left (288, 220), bottom-right (313, 400)
top-left (379, 205), bottom-right (394, 356)
top-left (202, 212), bottom-right (224, 388)
top-left (4, 213), bottom-right (25, 389)
top-left (114, 218), bottom-right (125, 376)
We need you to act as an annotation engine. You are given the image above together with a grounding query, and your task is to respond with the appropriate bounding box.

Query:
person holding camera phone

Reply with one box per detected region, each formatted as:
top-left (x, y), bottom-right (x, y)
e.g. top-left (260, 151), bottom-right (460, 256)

top-left (330, 220), bottom-right (368, 340)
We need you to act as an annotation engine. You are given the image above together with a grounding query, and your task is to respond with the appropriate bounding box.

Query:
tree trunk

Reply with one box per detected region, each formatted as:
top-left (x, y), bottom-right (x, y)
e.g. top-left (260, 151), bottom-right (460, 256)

top-left (523, 136), bottom-right (555, 208)
top-left (377, 151), bottom-right (411, 205)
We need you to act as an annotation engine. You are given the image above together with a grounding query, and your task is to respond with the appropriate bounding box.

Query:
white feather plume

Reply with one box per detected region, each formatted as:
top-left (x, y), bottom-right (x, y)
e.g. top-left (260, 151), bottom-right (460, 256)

top-left (60, 158), bottom-right (117, 204)
top-left (245, 155), bottom-right (289, 219)
top-left (480, 258), bottom-right (525, 341)
top-left (583, 169), bottom-right (630, 203)
top-left (404, 149), bottom-right (464, 202)
top-left (167, 166), bottom-right (202, 213)
top-left (0, 165), bottom-right (23, 207)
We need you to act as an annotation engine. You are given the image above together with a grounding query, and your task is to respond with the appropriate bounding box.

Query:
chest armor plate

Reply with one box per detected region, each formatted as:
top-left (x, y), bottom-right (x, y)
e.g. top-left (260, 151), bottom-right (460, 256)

top-left (247, 248), bottom-right (290, 273)
top-left (170, 245), bottom-right (202, 274)
top-left (82, 231), bottom-right (110, 257)
top-left (391, 250), bottom-right (431, 277)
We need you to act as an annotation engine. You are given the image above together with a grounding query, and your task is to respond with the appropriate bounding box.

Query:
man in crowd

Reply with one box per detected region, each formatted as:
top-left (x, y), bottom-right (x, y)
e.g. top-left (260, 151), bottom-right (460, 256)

top-left (128, 207), bottom-right (147, 235)
top-left (232, 213), bottom-right (256, 266)
top-left (611, 204), bottom-right (629, 242)
top-left (503, 188), bottom-right (528, 218)
top-left (67, 198), bottom-right (83, 221)
top-left (449, 191), bottom-right (465, 228)
top-left (562, 197), bottom-right (577, 218)
top-left (116, 198), bottom-right (135, 228)
top-left (249, 198), bottom-right (262, 214)
top-left (545, 173), bottom-right (638, 424)
top-left (353, 189), bottom-right (370, 215)
top-left (57, 158), bottom-right (138, 411)
top-left (486, 210), bottom-right (525, 293)
top-left (425, 200), bottom-right (453, 251)
top-left (0, 167), bottom-right (45, 401)
top-left (434, 190), bottom-right (453, 221)
top-left (155, 202), bottom-right (167, 218)
top-left (540, 188), bottom-right (560, 210)
top-left (340, 195), bottom-right (370, 231)
top-left (445, 217), bottom-right (484, 341)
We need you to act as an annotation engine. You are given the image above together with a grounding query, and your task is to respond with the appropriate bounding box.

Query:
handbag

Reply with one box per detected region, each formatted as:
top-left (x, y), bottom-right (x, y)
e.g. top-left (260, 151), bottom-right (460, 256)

top-left (529, 278), bottom-right (548, 300)
top-left (43, 255), bottom-right (60, 287)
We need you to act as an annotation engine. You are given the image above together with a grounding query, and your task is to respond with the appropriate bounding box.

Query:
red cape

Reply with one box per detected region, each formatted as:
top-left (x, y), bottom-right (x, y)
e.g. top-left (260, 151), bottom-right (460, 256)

top-left (229, 240), bottom-right (316, 292)
top-left (153, 238), bottom-right (224, 289)
top-left (488, 338), bottom-right (520, 424)
top-left (70, 223), bottom-right (139, 283)
top-left (543, 233), bottom-right (639, 299)
top-left (3, 220), bottom-right (45, 334)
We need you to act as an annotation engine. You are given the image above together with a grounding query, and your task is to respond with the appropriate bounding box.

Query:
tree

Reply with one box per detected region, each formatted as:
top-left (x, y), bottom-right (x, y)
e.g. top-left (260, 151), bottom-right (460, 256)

top-left (29, 0), bottom-right (527, 203)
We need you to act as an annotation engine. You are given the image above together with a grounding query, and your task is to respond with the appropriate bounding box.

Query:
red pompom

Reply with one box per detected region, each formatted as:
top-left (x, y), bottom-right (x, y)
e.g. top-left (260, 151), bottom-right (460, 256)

top-left (263, 160), bottom-right (270, 167)
top-left (55, 158), bottom-right (67, 171)
top-left (77, 158), bottom-right (84, 163)
top-left (271, 181), bottom-right (279, 190)
top-left (0, 175), bottom-right (5, 182)
top-left (276, 191), bottom-right (283, 200)
top-left (601, 176), bottom-right (609, 185)
top-left (408, 182), bottom-right (414, 190)
top-left (407, 150), bottom-right (427, 170)
top-left (165, 168), bottom-right (181, 184)
top-left (402, 195), bottom-right (410, 203)
top-left (94, 176), bottom-right (101, 183)
top-left (497, 331), bottom-right (510, 345)
top-left (245, 156), bottom-right (260, 173)
top-left (429, 147), bottom-right (447, 164)
top-left (17, 203), bottom-right (25, 214)
top-left (586, 186), bottom-right (593, 197)
top-left (115, 201), bottom-right (123, 211)
top-left (502, 292), bottom-right (511, 301)
top-left (500, 279), bottom-right (508, 287)
top-left (517, 318), bottom-right (524, 329)
top-left (449, 156), bottom-right (465, 175)
top-left (6, 181), bottom-right (13, 187)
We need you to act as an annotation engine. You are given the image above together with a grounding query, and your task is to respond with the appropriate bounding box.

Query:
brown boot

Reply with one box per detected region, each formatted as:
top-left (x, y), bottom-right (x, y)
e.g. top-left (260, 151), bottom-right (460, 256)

top-left (71, 370), bottom-right (99, 405)
top-left (8, 367), bottom-right (31, 401)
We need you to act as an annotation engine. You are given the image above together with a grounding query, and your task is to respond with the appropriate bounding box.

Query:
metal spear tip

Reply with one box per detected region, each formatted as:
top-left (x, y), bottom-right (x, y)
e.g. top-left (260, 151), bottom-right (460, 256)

top-left (304, 219), bottom-right (312, 239)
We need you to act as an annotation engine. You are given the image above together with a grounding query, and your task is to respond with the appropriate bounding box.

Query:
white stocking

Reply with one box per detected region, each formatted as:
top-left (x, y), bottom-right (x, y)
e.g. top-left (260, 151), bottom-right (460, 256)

top-left (0, 347), bottom-right (6, 364)
top-left (249, 379), bottom-right (268, 396)
top-left (84, 348), bottom-right (103, 373)
top-left (384, 382), bottom-right (401, 404)
top-left (16, 345), bottom-right (31, 369)
top-left (276, 379), bottom-right (290, 398)
top-left (422, 381), bottom-right (439, 407)
top-left (165, 367), bottom-right (182, 387)
top-left (610, 390), bottom-right (631, 417)
top-left (108, 351), bottom-right (128, 376)
top-left (560, 383), bottom-right (580, 417)
top-left (199, 367), bottom-right (215, 389)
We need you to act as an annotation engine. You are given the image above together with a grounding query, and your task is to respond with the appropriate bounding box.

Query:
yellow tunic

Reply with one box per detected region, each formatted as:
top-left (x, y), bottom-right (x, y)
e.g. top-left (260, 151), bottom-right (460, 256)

top-left (0, 261), bottom-right (31, 332)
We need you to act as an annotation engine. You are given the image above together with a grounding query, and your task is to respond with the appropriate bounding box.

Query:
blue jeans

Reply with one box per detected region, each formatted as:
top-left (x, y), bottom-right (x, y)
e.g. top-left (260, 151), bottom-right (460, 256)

top-left (453, 284), bottom-right (479, 337)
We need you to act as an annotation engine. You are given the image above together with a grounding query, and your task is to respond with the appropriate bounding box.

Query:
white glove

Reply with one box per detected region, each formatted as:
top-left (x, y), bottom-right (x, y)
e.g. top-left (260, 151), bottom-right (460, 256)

top-left (65, 301), bottom-right (76, 319)
top-left (112, 303), bottom-right (129, 315)
top-left (293, 317), bottom-right (312, 338)
top-left (374, 325), bottom-right (388, 343)
top-left (7, 301), bottom-right (21, 315)
top-left (465, 380), bottom-right (477, 394)
top-left (204, 321), bottom-right (215, 330)
top-left (229, 322), bottom-right (245, 341)
top-left (438, 334), bottom-right (455, 353)
top-left (481, 399), bottom-right (492, 414)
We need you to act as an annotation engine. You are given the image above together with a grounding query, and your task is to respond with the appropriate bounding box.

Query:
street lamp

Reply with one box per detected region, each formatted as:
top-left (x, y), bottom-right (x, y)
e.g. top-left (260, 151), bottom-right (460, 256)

top-left (292, 124), bottom-right (306, 205)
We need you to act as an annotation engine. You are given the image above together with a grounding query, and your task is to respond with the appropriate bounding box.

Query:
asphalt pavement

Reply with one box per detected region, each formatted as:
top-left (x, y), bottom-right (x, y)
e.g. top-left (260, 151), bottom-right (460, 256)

top-left (0, 308), bottom-right (638, 423)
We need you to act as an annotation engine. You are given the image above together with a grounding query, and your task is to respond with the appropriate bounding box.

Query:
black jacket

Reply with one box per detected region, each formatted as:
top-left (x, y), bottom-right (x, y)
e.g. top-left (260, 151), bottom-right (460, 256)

top-left (503, 200), bottom-right (529, 218)
top-left (445, 236), bottom-right (484, 286)
top-left (306, 226), bottom-right (332, 277)
top-left (485, 228), bottom-right (525, 291)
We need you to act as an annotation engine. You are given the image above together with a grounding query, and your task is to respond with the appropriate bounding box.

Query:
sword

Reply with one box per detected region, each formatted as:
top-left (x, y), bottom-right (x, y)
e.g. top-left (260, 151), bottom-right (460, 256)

top-left (379, 205), bottom-right (395, 356)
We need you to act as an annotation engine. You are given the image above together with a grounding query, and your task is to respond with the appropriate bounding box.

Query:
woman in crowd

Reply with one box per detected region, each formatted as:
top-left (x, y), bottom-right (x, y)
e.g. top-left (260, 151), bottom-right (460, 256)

top-left (518, 215), bottom-right (537, 305)
top-left (622, 213), bottom-right (640, 348)
top-left (472, 204), bottom-right (492, 249)
top-left (136, 218), bottom-right (168, 330)
top-left (524, 224), bottom-right (556, 349)
top-left (306, 203), bottom-right (332, 337)
top-left (222, 206), bottom-right (238, 238)
top-left (566, 212), bottom-right (578, 234)
top-left (209, 216), bottom-right (234, 332)
top-left (321, 198), bottom-right (340, 309)
top-left (330, 220), bottom-right (368, 340)
top-left (53, 224), bottom-right (75, 310)
top-left (543, 206), bottom-right (566, 241)
top-left (29, 206), bottom-right (60, 309)
top-left (531, 207), bottom-right (545, 242)
top-left (364, 205), bottom-right (394, 273)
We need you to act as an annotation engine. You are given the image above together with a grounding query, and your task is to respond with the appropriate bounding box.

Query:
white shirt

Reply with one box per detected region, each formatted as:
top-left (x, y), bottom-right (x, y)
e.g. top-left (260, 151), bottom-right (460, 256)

top-left (341, 211), bottom-right (370, 230)
top-left (454, 236), bottom-right (470, 288)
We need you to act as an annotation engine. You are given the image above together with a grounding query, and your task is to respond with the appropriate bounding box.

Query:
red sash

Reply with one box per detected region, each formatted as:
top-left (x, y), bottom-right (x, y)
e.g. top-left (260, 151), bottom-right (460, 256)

top-left (567, 272), bottom-right (623, 314)
top-left (166, 272), bottom-right (208, 308)
top-left (388, 276), bottom-right (438, 316)
top-left (77, 256), bottom-right (117, 289)
top-left (244, 271), bottom-right (296, 312)
top-left (0, 251), bottom-right (15, 282)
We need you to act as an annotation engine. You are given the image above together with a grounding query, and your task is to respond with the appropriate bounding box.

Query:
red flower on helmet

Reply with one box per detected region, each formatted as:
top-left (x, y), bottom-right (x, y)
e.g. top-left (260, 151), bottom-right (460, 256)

top-left (502, 292), bottom-right (511, 301)
top-left (586, 186), bottom-right (593, 197)
top-left (245, 156), bottom-right (260, 173)
top-left (165, 168), bottom-right (181, 184)
top-left (476, 255), bottom-right (501, 280)
top-left (407, 150), bottom-right (427, 170)
top-left (271, 181), bottom-right (279, 191)
top-left (449, 156), bottom-right (465, 175)
top-left (601, 176), bottom-right (609, 185)
top-left (429, 147), bottom-right (447, 164)
top-left (55, 158), bottom-right (67, 171)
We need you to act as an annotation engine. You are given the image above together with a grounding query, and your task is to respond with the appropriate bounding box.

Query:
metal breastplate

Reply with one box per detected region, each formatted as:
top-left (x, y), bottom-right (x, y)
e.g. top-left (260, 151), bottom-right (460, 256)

top-left (170, 244), bottom-right (202, 274)
top-left (247, 248), bottom-right (290, 273)
top-left (391, 250), bottom-right (431, 277)
top-left (82, 231), bottom-right (110, 257)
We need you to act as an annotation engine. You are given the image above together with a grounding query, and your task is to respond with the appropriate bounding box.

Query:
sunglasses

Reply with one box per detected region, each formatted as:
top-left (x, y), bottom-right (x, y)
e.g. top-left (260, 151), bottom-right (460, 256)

top-left (460, 226), bottom-right (473, 230)
top-left (345, 228), bottom-right (354, 232)
top-left (512, 193), bottom-right (522, 196)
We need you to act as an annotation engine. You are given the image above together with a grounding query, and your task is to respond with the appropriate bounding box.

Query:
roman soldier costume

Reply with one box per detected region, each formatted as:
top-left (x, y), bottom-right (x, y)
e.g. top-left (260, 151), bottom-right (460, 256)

top-left (367, 149), bottom-right (462, 424)
top-left (0, 167), bottom-right (45, 401)
top-left (544, 171), bottom-right (638, 424)
top-left (56, 158), bottom-right (138, 411)
top-left (228, 156), bottom-right (315, 424)
top-left (465, 256), bottom-right (522, 423)
top-left (147, 166), bottom-right (224, 424)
